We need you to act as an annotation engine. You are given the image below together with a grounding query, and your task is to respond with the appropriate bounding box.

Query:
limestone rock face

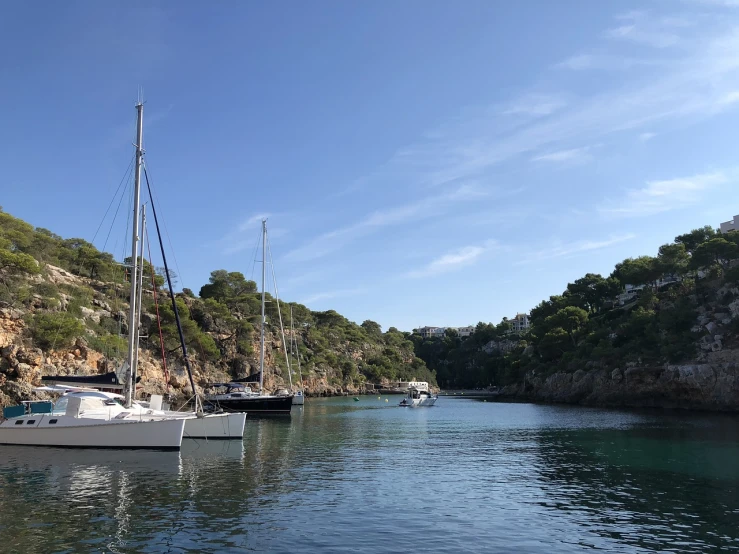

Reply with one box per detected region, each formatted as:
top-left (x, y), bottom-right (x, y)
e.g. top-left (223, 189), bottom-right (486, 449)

top-left (509, 357), bottom-right (739, 411)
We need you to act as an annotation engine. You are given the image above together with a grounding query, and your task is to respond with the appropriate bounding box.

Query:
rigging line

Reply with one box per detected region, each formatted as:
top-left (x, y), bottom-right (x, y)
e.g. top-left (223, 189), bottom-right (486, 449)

top-left (267, 232), bottom-right (293, 389)
top-left (141, 160), bottom-right (185, 291)
top-left (142, 163), bottom-right (200, 411)
top-left (91, 156), bottom-right (135, 246)
top-left (147, 229), bottom-right (170, 393)
top-left (249, 226), bottom-right (262, 283)
top-left (101, 172), bottom-right (133, 254)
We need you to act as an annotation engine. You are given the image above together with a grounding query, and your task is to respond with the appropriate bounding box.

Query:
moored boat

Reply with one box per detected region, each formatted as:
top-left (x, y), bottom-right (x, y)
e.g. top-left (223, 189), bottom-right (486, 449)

top-left (54, 390), bottom-right (246, 440)
top-left (398, 387), bottom-right (438, 407)
top-left (206, 383), bottom-right (293, 415)
top-left (0, 396), bottom-right (185, 450)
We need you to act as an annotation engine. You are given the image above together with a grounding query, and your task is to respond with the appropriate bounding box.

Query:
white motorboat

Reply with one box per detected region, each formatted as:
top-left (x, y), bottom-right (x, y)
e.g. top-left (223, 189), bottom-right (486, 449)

top-left (55, 390), bottom-right (246, 440)
top-left (292, 390), bottom-right (305, 405)
top-left (0, 395), bottom-right (185, 450)
top-left (398, 387), bottom-right (438, 407)
top-left (276, 388), bottom-right (304, 405)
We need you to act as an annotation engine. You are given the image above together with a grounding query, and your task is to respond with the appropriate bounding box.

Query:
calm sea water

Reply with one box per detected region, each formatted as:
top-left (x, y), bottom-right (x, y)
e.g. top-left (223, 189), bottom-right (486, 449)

top-left (1, 397), bottom-right (738, 553)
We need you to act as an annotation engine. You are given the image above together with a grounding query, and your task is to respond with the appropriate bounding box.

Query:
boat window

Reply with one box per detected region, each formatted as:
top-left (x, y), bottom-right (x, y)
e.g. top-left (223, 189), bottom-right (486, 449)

top-left (26, 420), bottom-right (36, 425)
top-left (54, 397), bottom-right (68, 413)
top-left (14, 420), bottom-right (23, 425)
top-left (49, 419), bottom-right (58, 424)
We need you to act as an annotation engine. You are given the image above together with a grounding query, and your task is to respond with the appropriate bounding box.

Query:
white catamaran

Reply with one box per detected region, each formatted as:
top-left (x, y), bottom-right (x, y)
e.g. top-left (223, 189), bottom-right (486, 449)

top-left (1, 101), bottom-right (244, 447)
top-left (68, 101), bottom-right (245, 440)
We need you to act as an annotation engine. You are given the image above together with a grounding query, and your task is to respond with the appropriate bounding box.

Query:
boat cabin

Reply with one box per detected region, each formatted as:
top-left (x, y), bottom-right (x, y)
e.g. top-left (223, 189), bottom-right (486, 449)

top-left (208, 383), bottom-right (258, 399)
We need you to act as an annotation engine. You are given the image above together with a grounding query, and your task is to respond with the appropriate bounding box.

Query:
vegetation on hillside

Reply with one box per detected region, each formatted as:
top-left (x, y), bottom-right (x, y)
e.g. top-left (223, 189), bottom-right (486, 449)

top-left (0, 207), bottom-right (436, 391)
top-left (412, 225), bottom-right (739, 390)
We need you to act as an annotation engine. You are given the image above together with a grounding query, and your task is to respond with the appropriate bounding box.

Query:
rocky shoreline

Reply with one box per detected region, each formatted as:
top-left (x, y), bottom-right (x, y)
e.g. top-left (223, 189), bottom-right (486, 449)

top-left (490, 349), bottom-right (739, 412)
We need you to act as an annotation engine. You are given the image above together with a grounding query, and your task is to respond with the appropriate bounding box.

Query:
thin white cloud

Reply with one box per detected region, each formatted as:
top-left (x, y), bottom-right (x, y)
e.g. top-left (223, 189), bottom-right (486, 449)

top-left (363, 19), bottom-right (739, 192)
top-left (605, 10), bottom-right (689, 48)
top-left (532, 145), bottom-right (595, 163)
top-left (686, 0), bottom-right (739, 7)
top-left (502, 94), bottom-right (567, 117)
top-left (237, 213), bottom-right (271, 231)
top-left (284, 183), bottom-right (502, 262)
top-left (218, 213), bottom-right (276, 255)
top-left (405, 240), bottom-right (498, 278)
top-left (300, 287), bottom-right (366, 305)
top-left (598, 171), bottom-right (728, 218)
top-left (516, 235), bottom-right (636, 265)
top-left (606, 24), bottom-right (680, 48)
top-left (554, 53), bottom-right (667, 71)
top-left (555, 54), bottom-right (595, 71)
top-left (639, 132), bottom-right (656, 142)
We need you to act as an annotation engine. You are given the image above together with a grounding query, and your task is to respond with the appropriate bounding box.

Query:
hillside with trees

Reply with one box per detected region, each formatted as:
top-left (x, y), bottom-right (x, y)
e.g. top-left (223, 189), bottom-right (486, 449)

top-left (411, 225), bottom-right (739, 410)
top-left (0, 207), bottom-right (435, 407)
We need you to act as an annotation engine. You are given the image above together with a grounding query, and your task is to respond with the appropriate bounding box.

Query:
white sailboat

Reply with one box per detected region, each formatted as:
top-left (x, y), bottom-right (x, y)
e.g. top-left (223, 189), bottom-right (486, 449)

top-left (0, 102), bottom-right (187, 450)
top-left (81, 101), bottom-right (245, 440)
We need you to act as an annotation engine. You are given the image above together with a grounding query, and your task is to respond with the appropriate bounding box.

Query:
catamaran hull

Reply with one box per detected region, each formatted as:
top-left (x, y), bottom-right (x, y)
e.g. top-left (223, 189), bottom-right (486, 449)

top-left (0, 415), bottom-right (185, 450)
top-left (211, 395), bottom-right (293, 415)
top-left (182, 413), bottom-right (246, 439)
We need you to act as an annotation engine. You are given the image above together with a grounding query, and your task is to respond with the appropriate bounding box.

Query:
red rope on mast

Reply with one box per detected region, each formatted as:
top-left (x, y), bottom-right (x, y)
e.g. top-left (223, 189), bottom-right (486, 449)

top-left (147, 233), bottom-right (170, 392)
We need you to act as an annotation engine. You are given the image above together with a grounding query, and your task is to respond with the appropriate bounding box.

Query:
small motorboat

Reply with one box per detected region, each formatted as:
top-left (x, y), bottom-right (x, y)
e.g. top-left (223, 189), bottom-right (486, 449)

top-left (398, 387), bottom-right (438, 408)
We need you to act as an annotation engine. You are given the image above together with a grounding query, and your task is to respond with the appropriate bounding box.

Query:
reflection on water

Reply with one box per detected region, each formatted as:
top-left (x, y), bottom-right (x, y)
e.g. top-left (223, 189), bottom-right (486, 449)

top-left (0, 399), bottom-right (737, 553)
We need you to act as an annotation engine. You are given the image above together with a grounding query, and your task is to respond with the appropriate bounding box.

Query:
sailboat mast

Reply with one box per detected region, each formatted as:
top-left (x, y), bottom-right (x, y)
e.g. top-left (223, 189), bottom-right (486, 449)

top-left (291, 305), bottom-right (302, 391)
top-left (131, 204), bottom-right (147, 395)
top-left (259, 219), bottom-right (267, 393)
top-left (124, 101), bottom-right (144, 408)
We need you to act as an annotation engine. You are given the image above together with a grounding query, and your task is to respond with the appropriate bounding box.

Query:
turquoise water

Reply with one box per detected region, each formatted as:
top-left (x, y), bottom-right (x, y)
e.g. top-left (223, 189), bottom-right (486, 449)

top-left (0, 397), bottom-right (738, 553)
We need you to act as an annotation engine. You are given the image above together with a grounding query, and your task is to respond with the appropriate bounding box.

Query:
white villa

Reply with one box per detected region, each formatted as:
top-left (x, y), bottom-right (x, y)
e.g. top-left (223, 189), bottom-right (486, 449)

top-left (720, 215), bottom-right (739, 233)
top-left (510, 313), bottom-right (530, 332)
top-left (457, 326), bottom-right (474, 337)
top-left (416, 326), bottom-right (474, 338)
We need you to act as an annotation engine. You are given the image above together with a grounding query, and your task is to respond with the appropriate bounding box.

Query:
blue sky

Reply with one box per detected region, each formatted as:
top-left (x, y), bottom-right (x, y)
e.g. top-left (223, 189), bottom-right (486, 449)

top-left (3, 0), bottom-right (739, 331)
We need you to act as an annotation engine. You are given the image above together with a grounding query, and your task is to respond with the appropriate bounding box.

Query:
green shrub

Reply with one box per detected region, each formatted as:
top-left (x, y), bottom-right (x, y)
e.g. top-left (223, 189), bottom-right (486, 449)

top-left (28, 312), bottom-right (85, 350)
top-left (87, 333), bottom-right (128, 357)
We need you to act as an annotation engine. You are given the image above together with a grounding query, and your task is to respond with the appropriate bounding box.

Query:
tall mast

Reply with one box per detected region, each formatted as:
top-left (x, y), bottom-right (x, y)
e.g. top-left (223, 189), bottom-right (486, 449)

top-left (131, 204), bottom-right (147, 396)
top-left (124, 101), bottom-right (144, 408)
top-left (259, 219), bottom-right (267, 393)
top-left (291, 305), bottom-right (302, 391)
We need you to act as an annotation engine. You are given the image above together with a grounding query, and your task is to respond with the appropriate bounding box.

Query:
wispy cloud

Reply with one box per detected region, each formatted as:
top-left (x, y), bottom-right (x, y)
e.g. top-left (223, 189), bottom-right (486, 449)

top-left (605, 11), bottom-right (688, 48)
top-left (356, 15), bottom-right (739, 194)
top-left (218, 213), bottom-right (276, 255)
top-left (516, 235), bottom-right (636, 265)
top-left (686, 0), bottom-right (739, 7)
top-left (300, 287), bottom-right (366, 305)
top-left (238, 213), bottom-right (271, 231)
top-left (532, 145), bottom-right (596, 163)
top-left (502, 94), bottom-right (568, 117)
top-left (405, 240), bottom-right (498, 278)
top-left (598, 171), bottom-right (729, 218)
top-left (639, 132), bottom-right (656, 142)
top-left (284, 183), bottom-right (501, 262)
top-left (554, 53), bottom-right (666, 71)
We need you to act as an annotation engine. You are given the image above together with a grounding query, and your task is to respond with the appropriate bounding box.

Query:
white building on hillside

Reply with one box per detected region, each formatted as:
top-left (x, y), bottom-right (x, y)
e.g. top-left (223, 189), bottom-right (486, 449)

top-left (511, 313), bottom-right (530, 332)
top-left (720, 215), bottom-right (739, 233)
top-left (618, 284), bottom-right (645, 305)
top-left (417, 326), bottom-right (448, 338)
top-left (457, 326), bottom-right (474, 337)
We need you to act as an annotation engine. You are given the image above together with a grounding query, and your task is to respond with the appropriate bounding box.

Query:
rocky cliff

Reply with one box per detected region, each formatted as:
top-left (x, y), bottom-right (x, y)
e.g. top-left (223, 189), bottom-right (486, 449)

top-left (498, 351), bottom-right (739, 412)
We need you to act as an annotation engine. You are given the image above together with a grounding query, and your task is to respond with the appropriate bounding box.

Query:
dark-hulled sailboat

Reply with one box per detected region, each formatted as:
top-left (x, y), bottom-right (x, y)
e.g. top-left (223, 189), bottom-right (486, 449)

top-left (204, 219), bottom-right (293, 415)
